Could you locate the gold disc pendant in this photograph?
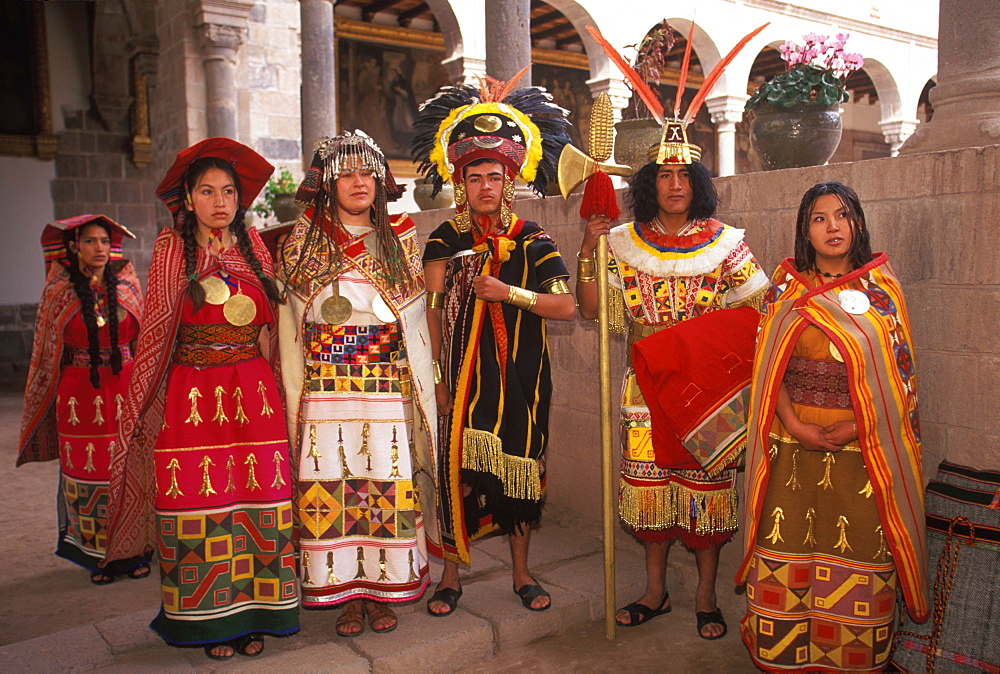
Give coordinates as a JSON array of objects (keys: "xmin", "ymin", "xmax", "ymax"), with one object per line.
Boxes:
[
  {"xmin": 223, "ymin": 293, "xmax": 257, "ymax": 326},
  {"xmin": 321, "ymin": 295, "xmax": 353, "ymax": 325},
  {"xmin": 829, "ymin": 341, "xmax": 845, "ymax": 363},
  {"xmin": 117, "ymin": 306, "xmax": 128, "ymax": 323},
  {"xmin": 201, "ymin": 275, "xmax": 231, "ymax": 305}
]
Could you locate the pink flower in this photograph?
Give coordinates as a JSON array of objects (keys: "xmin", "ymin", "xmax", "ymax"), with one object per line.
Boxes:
[
  {"xmin": 785, "ymin": 51, "xmax": 802, "ymax": 67},
  {"xmin": 843, "ymin": 52, "xmax": 865, "ymax": 70},
  {"xmin": 803, "ymin": 32, "xmax": 828, "ymax": 46},
  {"xmin": 836, "ymin": 32, "xmax": 851, "ymax": 43}
]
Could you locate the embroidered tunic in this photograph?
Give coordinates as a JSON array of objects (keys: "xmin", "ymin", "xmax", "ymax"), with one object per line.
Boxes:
[
  {"xmin": 280, "ymin": 213, "xmax": 438, "ymax": 607},
  {"xmin": 738, "ymin": 258, "xmax": 929, "ymax": 671},
  {"xmin": 423, "ymin": 217, "xmax": 569, "ymax": 564},
  {"xmin": 105, "ymin": 228, "xmax": 299, "ymax": 646},
  {"xmin": 18, "ymin": 261, "xmax": 144, "ymax": 575},
  {"xmin": 606, "ymin": 218, "xmax": 767, "ymax": 545}
]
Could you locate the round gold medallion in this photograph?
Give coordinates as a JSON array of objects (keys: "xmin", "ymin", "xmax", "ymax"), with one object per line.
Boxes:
[
  {"xmin": 829, "ymin": 341, "xmax": 845, "ymax": 363},
  {"xmin": 321, "ymin": 295, "xmax": 353, "ymax": 325},
  {"xmin": 201, "ymin": 275, "xmax": 231, "ymax": 305},
  {"xmin": 223, "ymin": 293, "xmax": 257, "ymax": 326},
  {"xmin": 117, "ymin": 306, "xmax": 128, "ymax": 323},
  {"xmin": 474, "ymin": 114, "xmax": 502, "ymax": 133}
]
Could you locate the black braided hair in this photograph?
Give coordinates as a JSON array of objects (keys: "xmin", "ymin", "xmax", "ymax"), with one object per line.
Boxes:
[
  {"xmin": 231, "ymin": 216, "xmax": 282, "ymax": 303},
  {"xmin": 179, "ymin": 209, "xmax": 207, "ymax": 310},
  {"xmin": 62, "ymin": 224, "xmax": 119, "ymax": 388}
]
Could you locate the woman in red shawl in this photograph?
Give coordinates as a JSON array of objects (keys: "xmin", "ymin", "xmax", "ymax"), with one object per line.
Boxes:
[
  {"xmin": 104, "ymin": 139, "xmax": 299, "ymax": 660},
  {"xmin": 18, "ymin": 215, "xmax": 147, "ymax": 584}
]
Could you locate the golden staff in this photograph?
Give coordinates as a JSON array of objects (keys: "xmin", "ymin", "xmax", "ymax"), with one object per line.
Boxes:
[{"xmin": 558, "ymin": 93, "xmax": 632, "ymax": 640}]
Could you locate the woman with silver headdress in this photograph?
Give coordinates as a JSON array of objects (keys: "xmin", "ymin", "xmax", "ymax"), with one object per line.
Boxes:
[{"xmin": 278, "ymin": 131, "xmax": 439, "ymax": 637}]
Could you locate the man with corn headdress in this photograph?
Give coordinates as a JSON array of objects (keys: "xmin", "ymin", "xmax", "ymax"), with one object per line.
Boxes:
[
  {"xmin": 278, "ymin": 131, "xmax": 439, "ymax": 637},
  {"xmin": 580, "ymin": 24, "xmax": 770, "ymax": 639},
  {"xmin": 413, "ymin": 73, "xmax": 574, "ymax": 615}
]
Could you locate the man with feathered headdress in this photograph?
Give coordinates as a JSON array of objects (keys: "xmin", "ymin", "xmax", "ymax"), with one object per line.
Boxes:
[
  {"xmin": 413, "ymin": 73, "xmax": 574, "ymax": 615},
  {"xmin": 277, "ymin": 131, "xmax": 439, "ymax": 637}
]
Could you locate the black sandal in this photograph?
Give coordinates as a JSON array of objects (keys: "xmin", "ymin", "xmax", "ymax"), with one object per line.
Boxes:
[
  {"xmin": 90, "ymin": 573, "xmax": 115, "ymax": 585},
  {"xmin": 426, "ymin": 585, "xmax": 463, "ymax": 617},
  {"xmin": 513, "ymin": 580, "xmax": 551, "ymax": 611},
  {"xmin": 234, "ymin": 634, "xmax": 264, "ymax": 657},
  {"xmin": 127, "ymin": 563, "xmax": 151, "ymax": 580},
  {"xmin": 204, "ymin": 642, "xmax": 236, "ymax": 660},
  {"xmin": 696, "ymin": 608, "xmax": 728, "ymax": 640},
  {"xmin": 616, "ymin": 590, "xmax": 671, "ymax": 627}
]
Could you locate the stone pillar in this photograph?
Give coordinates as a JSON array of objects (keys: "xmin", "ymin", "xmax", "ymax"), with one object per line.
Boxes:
[
  {"xmin": 484, "ymin": 0, "xmax": 531, "ymax": 85},
  {"xmin": 706, "ymin": 95, "xmax": 748, "ymax": 177},
  {"xmin": 300, "ymin": 0, "xmax": 336, "ymax": 163},
  {"xmin": 879, "ymin": 119, "xmax": 919, "ymax": 156},
  {"xmin": 443, "ymin": 55, "xmax": 487, "ymax": 86},
  {"xmin": 194, "ymin": 1, "xmax": 254, "ymax": 139},
  {"xmin": 899, "ymin": 0, "xmax": 1000, "ymax": 154}
]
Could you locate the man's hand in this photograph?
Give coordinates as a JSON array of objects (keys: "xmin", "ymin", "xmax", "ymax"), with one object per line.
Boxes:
[
  {"xmin": 435, "ymin": 382, "xmax": 453, "ymax": 414},
  {"xmin": 581, "ymin": 214, "xmax": 612, "ymax": 258},
  {"xmin": 472, "ymin": 275, "xmax": 509, "ymax": 302}
]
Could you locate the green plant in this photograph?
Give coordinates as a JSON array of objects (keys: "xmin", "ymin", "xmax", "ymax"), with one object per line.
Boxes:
[
  {"xmin": 252, "ymin": 167, "xmax": 297, "ymax": 218},
  {"xmin": 746, "ymin": 33, "xmax": 864, "ymax": 111}
]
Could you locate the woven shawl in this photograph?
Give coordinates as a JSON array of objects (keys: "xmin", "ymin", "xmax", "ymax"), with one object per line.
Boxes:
[
  {"xmin": 103, "ymin": 226, "xmax": 278, "ymax": 562},
  {"xmin": 18, "ymin": 261, "xmax": 142, "ymax": 466},
  {"xmin": 736, "ymin": 254, "xmax": 930, "ymax": 622}
]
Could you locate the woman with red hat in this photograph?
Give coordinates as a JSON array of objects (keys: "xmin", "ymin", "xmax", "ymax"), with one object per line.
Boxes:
[
  {"xmin": 104, "ymin": 138, "xmax": 299, "ymax": 659},
  {"xmin": 18, "ymin": 214, "xmax": 148, "ymax": 585}
]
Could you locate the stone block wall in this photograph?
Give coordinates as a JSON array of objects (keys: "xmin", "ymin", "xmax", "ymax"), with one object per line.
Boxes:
[{"xmin": 409, "ymin": 144, "xmax": 1000, "ymax": 529}]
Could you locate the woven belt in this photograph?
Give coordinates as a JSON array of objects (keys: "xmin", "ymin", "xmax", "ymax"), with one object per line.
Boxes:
[
  {"xmin": 64, "ymin": 344, "xmax": 133, "ymax": 367},
  {"xmin": 784, "ymin": 356, "xmax": 851, "ymax": 409},
  {"xmin": 178, "ymin": 323, "xmax": 261, "ymax": 345},
  {"xmin": 173, "ymin": 342, "xmax": 261, "ymax": 367},
  {"xmin": 628, "ymin": 321, "xmax": 674, "ymax": 345}
]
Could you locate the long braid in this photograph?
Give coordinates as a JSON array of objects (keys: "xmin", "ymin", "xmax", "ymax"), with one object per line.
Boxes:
[
  {"xmin": 104, "ymin": 263, "xmax": 123, "ymax": 376},
  {"xmin": 231, "ymin": 212, "xmax": 282, "ymax": 303},
  {"xmin": 63, "ymin": 255, "xmax": 103, "ymax": 388},
  {"xmin": 370, "ymin": 182, "xmax": 415, "ymax": 295},
  {"xmin": 181, "ymin": 210, "xmax": 206, "ymax": 310}
]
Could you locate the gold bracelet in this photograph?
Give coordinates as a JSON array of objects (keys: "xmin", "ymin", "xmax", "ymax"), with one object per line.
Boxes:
[
  {"xmin": 505, "ymin": 284, "xmax": 537, "ymax": 312},
  {"xmin": 432, "ymin": 359, "xmax": 444, "ymax": 384},
  {"xmin": 426, "ymin": 290, "xmax": 445, "ymax": 310},
  {"xmin": 541, "ymin": 278, "xmax": 571, "ymax": 295},
  {"xmin": 576, "ymin": 252, "xmax": 597, "ymax": 282}
]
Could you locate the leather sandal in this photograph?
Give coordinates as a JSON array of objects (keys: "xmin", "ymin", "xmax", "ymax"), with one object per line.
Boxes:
[
  {"xmin": 90, "ymin": 573, "xmax": 115, "ymax": 585},
  {"xmin": 234, "ymin": 634, "xmax": 264, "ymax": 657},
  {"xmin": 616, "ymin": 589, "xmax": 671, "ymax": 627},
  {"xmin": 365, "ymin": 600, "xmax": 398, "ymax": 634},
  {"xmin": 426, "ymin": 585, "xmax": 463, "ymax": 617},
  {"xmin": 335, "ymin": 599, "xmax": 365, "ymax": 638},
  {"xmin": 127, "ymin": 563, "xmax": 151, "ymax": 580},
  {"xmin": 696, "ymin": 608, "xmax": 728, "ymax": 640},
  {"xmin": 513, "ymin": 580, "xmax": 551, "ymax": 611}
]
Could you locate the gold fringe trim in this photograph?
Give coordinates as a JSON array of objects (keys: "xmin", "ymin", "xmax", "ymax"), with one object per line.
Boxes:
[
  {"xmin": 608, "ymin": 285, "xmax": 626, "ymax": 334},
  {"xmin": 462, "ymin": 428, "xmax": 541, "ymax": 502},
  {"xmin": 619, "ymin": 480, "xmax": 738, "ymax": 535},
  {"xmin": 729, "ymin": 286, "xmax": 766, "ymax": 311}
]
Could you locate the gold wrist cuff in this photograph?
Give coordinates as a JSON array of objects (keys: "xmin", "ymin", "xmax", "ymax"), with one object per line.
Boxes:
[
  {"xmin": 426, "ymin": 290, "xmax": 445, "ymax": 310},
  {"xmin": 432, "ymin": 359, "xmax": 444, "ymax": 384},
  {"xmin": 541, "ymin": 278, "xmax": 571, "ymax": 295},
  {"xmin": 505, "ymin": 284, "xmax": 537, "ymax": 312},
  {"xmin": 576, "ymin": 253, "xmax": 597, "ymax": 282}
]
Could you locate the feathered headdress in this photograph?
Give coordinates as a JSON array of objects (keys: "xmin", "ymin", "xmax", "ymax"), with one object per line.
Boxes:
[
  {"xmin": 411, "ymin": 68, "xmax": 572, "ymax": 199},
  {"xmin": 586, "ymin": 22, "xmax": 768, "ymax": 164}
]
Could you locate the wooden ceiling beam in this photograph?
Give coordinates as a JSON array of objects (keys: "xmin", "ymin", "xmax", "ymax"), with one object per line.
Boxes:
[
  {"xmin": 362, "ymin": 0, "xmax": 400, "ymax": 22},
  {"xmin": 397, "ymin": 1, "xmax": 429, "ymax": 27},
  {"xmin": 533, "ymin": 23, "xmax": 574, "ymax": 41},
  {"xmin": 531, "ymin": 10, "xmax": 563, "ymax": 27}
]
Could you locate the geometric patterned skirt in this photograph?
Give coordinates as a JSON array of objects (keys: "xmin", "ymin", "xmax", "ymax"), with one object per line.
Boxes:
[
  {"xmin": 296, "ymin": 321, "xmax": 430, "ymax": 608},
  {"xmin": 151, "ymin": 353, "xmax": 299, "ymax": 646},
  {"xmin": 742, "ymin": 438, "xmax": 898, "ymax": 671}
]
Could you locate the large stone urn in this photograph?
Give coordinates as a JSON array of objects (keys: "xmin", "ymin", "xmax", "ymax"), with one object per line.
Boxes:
[
  {"xmin": 272, "ymin": 193, "xmax": 305, "ymax": 223},
  {"xmin": 749, "ymin": 102, "xmax": 842, "ymax": 170},
  {"xmin": 613, "ymin": 118, "xmax": 662, "ymax": 176},
  {"xmin": 413, "ymin": 179, "xmax": 455, "ymax": 211}
]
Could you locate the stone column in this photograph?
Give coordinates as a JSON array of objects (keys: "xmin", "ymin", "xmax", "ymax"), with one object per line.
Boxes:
[
  {"xmin": 484, "ymin": 0, "xmax": 531, "ymax": 85},
  {"xmin": 194, "ymin": 1, "xmax": 254, "ymax": 139},
  {"xmin": 899, "ymin": 0, "xmax": 1000, "ymax": 154},
  {"xmin": 705, "ymin": 95, "xmax": 748, "ymax": 177},
  {"xmin": 300, "ymin": 0, "xmax": 336, "ymax": 163},
  {"xmin": 879, "ymin": 119, "xmax": 919, "ymax": 156}
]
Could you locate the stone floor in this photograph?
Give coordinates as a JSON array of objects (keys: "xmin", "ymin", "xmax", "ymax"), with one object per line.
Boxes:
[{"xmin": 1, "ymin": 393, "xmax": 756, "ymax": 672}]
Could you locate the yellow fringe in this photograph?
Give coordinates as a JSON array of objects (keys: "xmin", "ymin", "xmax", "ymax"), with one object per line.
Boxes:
[
  {"xmin": 729, "ymin": 286, "xmax": 766, "ymax": 312},
  {"xmin": 619, "ymin": 480, "xmax": 738, "ymax": 534},
  {"xmin": 462, "ymin": 428, "xmax": 541, "ymax": 501},
  {"xmin": 608, "ymin": 285, "xmax": 626, "ymax": 334}
]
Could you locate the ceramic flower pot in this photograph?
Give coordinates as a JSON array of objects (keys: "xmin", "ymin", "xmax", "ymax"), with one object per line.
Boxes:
[
  {"xmin": 413, "ymin": 182, "xmax": 454, "ymax": 210},
  {"xmin": 272, "ymin": 193, "xmax": 304, "ymax": 223},
  {"xmin": 749, "ymin": 101, "xmax": 842, "ymax": 170},
  {"xmin": 613, "ymin": 118, "xmax": 663, "ymax": 177}
]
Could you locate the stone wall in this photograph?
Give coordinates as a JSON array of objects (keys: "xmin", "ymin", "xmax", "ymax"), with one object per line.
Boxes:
[{"xmin": 409, "ymin": 144, "xmax": 1000, "ymax": 528}]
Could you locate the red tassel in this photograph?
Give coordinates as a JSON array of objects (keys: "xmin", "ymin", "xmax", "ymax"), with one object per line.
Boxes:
[{"xmin": 579, "ymin": 170, "xmax": 620, "ymax": 221}]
